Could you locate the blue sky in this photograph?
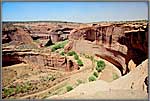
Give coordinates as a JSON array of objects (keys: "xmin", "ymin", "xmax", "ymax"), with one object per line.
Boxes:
[{"xmin": 2, "ymin": 2, "xmax": 148, "ymax": 23}]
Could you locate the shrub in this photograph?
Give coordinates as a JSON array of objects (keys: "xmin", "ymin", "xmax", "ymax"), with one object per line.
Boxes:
[
  {"xmin": 51, "ymin": 40, "xmax": 68, "ymax": 52},
  {"xmin": 67, "ymin": 51, "xmax": 76, "ymax": 56},
  {"xmin": 97, "ymin": 60, "xmax": 105, "ymax": 67},
  {"xmin": 60, "ymin": 51, "xmax": 65, "ymax": 56},
  {"xmin": 3, "ymin": 88, "xmax": 15, "ymax": 97},
  {"xmin": 51, "ymin": 47, "xmax": 56, "ymax": 52},
  {"xmin": 59, "ymin": 40, "xmax": 68, "ymax": 48},
  {"xmin": 77, "ymin": 59, "xmax": 83, "ymax": 66},
  {"xmin": 93, "ymin": 71, "xmax": 98, "ymax": 78},
  {"xmin": 90, "ymin": 56, "xmax": 94, "ymax": 61},
  {"xmin": 113, "ymin": 73, "xmax": 119, "ymax": 80},
  {"xmin": 16, "ymin": 85, "xmax": 21, "ymax": 94},
  {"xmin": 96, "ymin": 60, "xmax": 105, "ymax": 72},
  {"xmin": 96, "ymin": 66, "xmax": 102, "ymax": 72},
  {"xmin": 3, "ymin": 82, "xmax": 32, "ymax": 97},
  {"xmin": 66, "ymin": 86, "xmax": 73, "ymax": 92},
  {"xmin": 21, "ymin": 86, "xmax": 28, "ymax": 93},
  {"xmin": 74, "ymin": 54, "xmax": 79, "ymax": 60},
  {"xmin": 51, "ymin": 44, "xmax": 61, "ymax": 52},
  {"xmin": 84, "ymin": 54, "xmax": 90, "ymax": 59},
  {"xmin": 47, "ymin": 75, "xmax": 56, "ymax": 81},
  {"xmin": 76, "ymin": 79, "xmax": 83, "ymax": 85},
  {"xmin": 88, "ymin": 75, "xmax": 96, "ymax": 82}
]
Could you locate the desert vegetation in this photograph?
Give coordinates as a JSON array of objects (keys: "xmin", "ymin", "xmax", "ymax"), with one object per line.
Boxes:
[
  {"xmin": 96, "ymin": 60, "xmax": 105, "ymax": 72},
  {"xmin": 88, "ymin": 75, "xmax": 97, "ymax": 82},
  {"xmin": 66, "ymin": 86, "xmax": 73, "ymax": 92},
  {"xmin": 51, "ymin": 40, "xmax": 68, "ymax": 52},
  {"xmin": 112, "ymin": 73, "xmax": 119, "ymax": 80}
]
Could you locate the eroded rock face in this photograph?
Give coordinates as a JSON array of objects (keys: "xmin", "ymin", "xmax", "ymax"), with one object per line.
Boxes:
[
  {"xmin": 66, "ymin": 60, "xmax": 79, "ymax": 71},
  {"xmin": 2, "ymin": 24, "xmax": 34, "ymax": 45},
  {"xmin": 118, "ymin": 29, "xmax": 148, "ymax": 66},
  {"xmin": 2, "ymin": 50, "xmax": 78, "ymax": 72},
  {"xmin": 64, "ymin": 41, "xmax": 74, "ymax": 53},
  {"xmin": 2, "ymin": 54, "xmax": 23, "ymax": 67},
  {"xmin": 67, "ymin": 23, "xmax": 148, "ymax": 75}
]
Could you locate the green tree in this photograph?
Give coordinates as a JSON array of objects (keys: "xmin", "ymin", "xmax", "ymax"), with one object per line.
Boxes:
[
  {"xmin": 96, "ymin": 60, "xmax": 105, "ymax": 72},
  {"xmin": 77, "ymin": 59, "xmax": 83, "ymax": 66},
  {"xmin": 88, "ymin": 75, "xmax": 96, "ymax": 82},
  {"xmin": 74, "ymin": 54, "xmax": 79, "ymax": 60},
  {"xmin": 93, "ymin": 71, "xmax": 98, "ymax": 78}
]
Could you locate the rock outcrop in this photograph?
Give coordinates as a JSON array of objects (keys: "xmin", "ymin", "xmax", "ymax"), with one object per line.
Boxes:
[
  {"xmin": 66, "ymin": 22, "xmax": 148, "ymax": 75},
  {"xmin": 64, "ymin": 41, "xmax": 74, "ymax": 53},
  {"xmin": 2, "ymin": 49, "xmax": 78, "ymax": 72},
  {"xmin": 110, "ymin": 59, "xmax": 148, "ymax": 91},
  {"xmin": 2, "ymin": 24, "xmax": 34, "ymax": 45}
]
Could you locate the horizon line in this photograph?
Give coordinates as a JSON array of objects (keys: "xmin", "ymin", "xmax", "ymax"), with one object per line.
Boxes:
[{"xmin": 2, "ymin": 19, "xmax": 148, "ymax": 24}]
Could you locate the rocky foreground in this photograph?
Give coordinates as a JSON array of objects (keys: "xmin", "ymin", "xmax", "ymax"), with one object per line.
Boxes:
[{"xmin": 48, "ymin": 59, "xmax": 148, "ymax": 99}]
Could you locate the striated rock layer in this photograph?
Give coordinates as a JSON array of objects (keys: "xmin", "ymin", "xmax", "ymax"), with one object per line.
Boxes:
[
  {"xmin": 66, "ymin": 23, "xmax": 148, "ymax": 75},
  {"xmin": 2, "ymin": 50, "xmax": 78, "ymax": 72},
  {"xmin": 2, "ymin": 24, "xmax": 34, "ymax": 45}
]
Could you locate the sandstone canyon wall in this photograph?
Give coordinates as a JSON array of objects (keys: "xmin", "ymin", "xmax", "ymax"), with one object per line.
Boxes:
[{"xmin": 66, "ymin": 23, "xmax": 148, "ymax": 75}]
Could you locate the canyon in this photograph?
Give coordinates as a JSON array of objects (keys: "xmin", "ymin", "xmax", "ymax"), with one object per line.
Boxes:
[{"xmin": 2, "ymin": 20, "xmax": 148, "ymax": 99}]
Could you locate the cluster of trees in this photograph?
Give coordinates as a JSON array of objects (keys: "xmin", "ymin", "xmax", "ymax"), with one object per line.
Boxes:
[{"xmin": 89, "ymin": 60, "xmax": 105, "ymax": 82}]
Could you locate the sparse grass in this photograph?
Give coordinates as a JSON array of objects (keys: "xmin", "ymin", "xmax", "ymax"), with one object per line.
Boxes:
[
  {"xmin": 113, "ymin": 73, "xmax": 119, "ymax": 80},
  {"xmin": 66, "ymin": 86, "xmax": 73, "ymax": 92},
  {"xmin": 42, "ymin": 75, "xmax": 56, "ymax": 81},
  {"xmin": 47, "ymin": 75, "xmax": 56, "ymax": 81},
  {"xmin": 88, "ymin": 75, "xmax": 96, "ymax": 82},
  {"xmin": 83, "ymin": 54, "xmax": 95, "ymax": 61},
  {"xmin": 76, "ymin": 79, "xmax": 84, "ymax": 85},
  {"xmin": 83, "ymin": 54, "xmax": 96, "ymax": 65},
  {"xmin": 83, "ymin": 53, "xmax": 90, "ymax": 59},
  {"xmin": 52, "ymin": 88, "xmax": 64, "ymax": 95},
  {"xmin": 2, "ymin": 82, "xmax": 32, "ymax": 98}
]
